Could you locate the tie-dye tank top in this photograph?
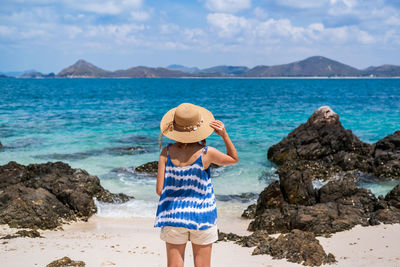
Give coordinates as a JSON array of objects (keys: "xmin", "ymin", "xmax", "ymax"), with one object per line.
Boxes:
[{"xmin": 154, "ymin": 144, "xmax": 217, "ymax": 230}]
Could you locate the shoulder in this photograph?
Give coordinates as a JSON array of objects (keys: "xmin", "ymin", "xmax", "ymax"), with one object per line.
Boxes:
[
  {"xmin": 160, "ymin": 146, "xmax": 168, "ymax": 157},
  {"xmin": 202, "ymin": 146, "xmax": 220, "ymax": 156},
  {"xmin": 204, "ymin": 146, "xmax": 218, "ymax": 152}
]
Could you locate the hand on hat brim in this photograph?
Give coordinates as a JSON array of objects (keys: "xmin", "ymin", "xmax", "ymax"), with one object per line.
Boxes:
[{"xmin": 209, "ymin": 120, "xmax": 227, "ymax": 137}]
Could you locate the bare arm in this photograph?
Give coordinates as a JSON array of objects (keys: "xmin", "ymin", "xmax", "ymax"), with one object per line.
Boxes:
[
  {"xmin": 156, "ymin": 147, "xmax": 168, "ymax": 196},
  {"xmin": 207, "ymin": 120, "xmax": 238, "ymax": 166}
]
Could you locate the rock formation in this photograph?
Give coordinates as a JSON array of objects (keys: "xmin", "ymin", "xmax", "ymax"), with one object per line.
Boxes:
[
  {"xmin": 268, "ymin": 106, "xmax": 400, "ymax": 180},
  {"xmin": 245, "ymin": 170, "xmax": 400, "ymax": 235},
  {"xmin": 135, "ymin": 161, "xmax": 159, "ymax": 175},
  {"xmin": 371, "ymin": 130, "xmax": 400, "ymax": 178},
  {"xmin": 0, "ymin": 229, "xmax": 42, "ymax": 239},
  {"xmin": 46, "ymin": 256, "xmax": 85, "ymax": 267},
  {"xmin": 268, "ymin": 106, "xmax": 373, "ymax": 180},
  {"xmin": 245, "ymin": 106, "xmax": 400, "ymax": 235},
  {"xmin": 218, "ymin": 229, "xmax": 336, "ymax": 266},
  {"xmin": 0, "ymin": 161, "xmax": 133, "ymax": 230}
]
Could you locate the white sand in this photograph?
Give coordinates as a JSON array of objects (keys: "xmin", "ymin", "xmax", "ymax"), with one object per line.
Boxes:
[{"xmin": 1, "ymin": 215, "xmax": 400, "ymax": 267}]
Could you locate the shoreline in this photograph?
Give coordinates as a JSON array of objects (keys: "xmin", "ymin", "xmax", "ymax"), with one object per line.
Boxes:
[{"xmin": 1, "ymin": 215, "xmax": 400, "ymax": 267}]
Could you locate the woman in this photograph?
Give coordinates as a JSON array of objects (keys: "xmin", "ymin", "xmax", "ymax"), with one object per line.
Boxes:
[{"xmin": 154, "ymin": 103, "xmax": 238, "ymax": 267}]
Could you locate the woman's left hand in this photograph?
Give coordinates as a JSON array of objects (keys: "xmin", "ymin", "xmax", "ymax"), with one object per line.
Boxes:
[{"xmin": 209, "ymin": 120, "xmax": 227, "ymax": 138}]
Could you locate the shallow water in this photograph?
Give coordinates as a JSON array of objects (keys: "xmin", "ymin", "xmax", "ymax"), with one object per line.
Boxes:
[{"xmin": 1, "ymin": 78, "xmax": 399, "ymax": 218}]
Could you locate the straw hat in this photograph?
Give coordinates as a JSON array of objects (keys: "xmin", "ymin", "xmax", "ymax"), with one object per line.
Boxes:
[{"xmin": 160, "ymin": 103, "xmax": 215, "ymax": 143}]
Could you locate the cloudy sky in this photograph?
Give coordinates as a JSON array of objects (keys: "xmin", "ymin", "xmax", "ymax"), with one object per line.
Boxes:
[{"xmin": 1, "ymin": 0, "xmax": 400, "ymax": 73}]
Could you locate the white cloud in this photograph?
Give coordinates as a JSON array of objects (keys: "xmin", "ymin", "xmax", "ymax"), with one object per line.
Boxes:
[
  {"xmin": 0, "ymin": 25, "xmax": 15, "ymax": 36},
  {"xmin": 385, "ymin": 16, "xmax": 400, "ymax": 26},
  {"xmin": 253, "ymin": 7, "xmax": 267, "ymax": 19},
  {"xmin": 160, "ymin": 24, "xmax": 180, "ymax": 35},
  {"xmin": 131, "ymin": 10, "xmax": 150, "ymax": 21},
  {"xmin": 67, "ymin": 0, "xmax": 143, "ymax": 15},
  {"xmin": 207, "ymin": 13, "xmax": 249, "ymax": 38},
  {"xmin": 256, "ymin": 18, "xmax": 306, "ymax": 41},
  {"xmin": 205, "ymin": 0, "xmax": 251, "ymax": 13},
  {"xmin": 64, "ymin": 26, "xmax": 83, "ymax": 39},
  {"xmin": 206, "ymin": 11, "xmax": 376, "ymax": 46},
  {"xmin": 183, "ymin": 28, "xmax": 205, "ymax": 41}
]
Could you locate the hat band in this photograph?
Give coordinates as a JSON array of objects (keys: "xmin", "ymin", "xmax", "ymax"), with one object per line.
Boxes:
[{"xmin": 173, "ymin": 117, "xmax": 204, "ymax": 132}]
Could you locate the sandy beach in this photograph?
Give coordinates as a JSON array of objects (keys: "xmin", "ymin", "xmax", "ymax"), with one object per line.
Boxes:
[{"xmin": 1, "ymin": 214, "xmax": 400, "ymax": 267}]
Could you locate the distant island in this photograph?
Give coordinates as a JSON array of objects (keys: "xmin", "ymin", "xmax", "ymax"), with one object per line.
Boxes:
[{"xmin": 1, "ymin": 56, "xmax": 400, "ymax": 78}]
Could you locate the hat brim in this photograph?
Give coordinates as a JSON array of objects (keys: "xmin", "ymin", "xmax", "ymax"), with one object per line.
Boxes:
[{"xmin": 160, "ymin": 105, "xmax": 215, "ymax": 143}]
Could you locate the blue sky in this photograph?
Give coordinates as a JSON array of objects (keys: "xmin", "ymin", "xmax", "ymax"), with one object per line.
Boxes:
[{"xmin": 1, "ymin": 0, "xmax": 400, "ymax": 73}]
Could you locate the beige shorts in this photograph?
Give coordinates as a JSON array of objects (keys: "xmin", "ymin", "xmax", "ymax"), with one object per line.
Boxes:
[{"xmin": 160, "ymin": 225, "xmax": 218, "ymax": 245}]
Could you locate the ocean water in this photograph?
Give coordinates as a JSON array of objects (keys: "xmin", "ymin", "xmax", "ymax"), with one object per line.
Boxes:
[{"xmin": 1, "ymin": 78, "xmax": 400, "ymax": 219}]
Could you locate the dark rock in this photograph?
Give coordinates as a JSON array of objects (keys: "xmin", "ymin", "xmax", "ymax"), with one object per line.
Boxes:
[
  {"xmin": 46, "ymin": 256, "xmax": 85, "ymax": 267},
  {"xmin": 384, "ymin": 183, "xmax": 400, "ymax": 209},
  {"xmin": 278, "ymin": 168, "xmax": 316, "ymax": 205},
  {"xmin": 0, "ymin": 161, "xmax": 133, "ymax": 230},
  {"xmin": 268, "ymin": 106, "xmax": 372, "ymax": 180},
  {"xmin": 370, "ymin": 207, "xmax": 400, "ymax": 224},
  {"xmin": 135, "ymin": 161, "xmax": 158, "ymax": 174},
  {"xmin": 247, "ymin": 178, "xmax": 397, "ymax": 235},
  {"xmin": 252, "ymin": 229, "xmax": 336, "ymax": 266},
  {"xmin": 241, "ymin": 204, "xmax": 256, "ymax": 219},
  {"xmin": 254, "ymin": 181, "xmax": 285, "ymax": 213},
  {"xmin": 236, "ymin": 230, "xmax": 272, "ymax": 247},
  {"xmin": 0, "ymin": 141, "xmax": 2, "ymax": 148},
  {"xmin": 371, "ymin": 131, "xmax": 400, "ymax": 178},
  {"xmin": 318, "ymin": 178, "xmax": 358, "ymax": 203},
  {"xmin": 0, "ymin": 184, "xmax": 75, "ymax": 229},
  {"xmin": 248, "ymin": 106, "xmax": 400, "ymax": 241},
  {"xmin": 248, "ymin": 207, "xmax": 290, "ymax": 233},
  {"xmin": 217, "ymin": 231, "xmax": 242, "ymax": 242},
  {"xmin": 1, "ymin": 229, "xmax": 42, "ymax": 239},
  {"xmin": 218, "ymin": 229, "xmax": 336, "ymax": 266}
]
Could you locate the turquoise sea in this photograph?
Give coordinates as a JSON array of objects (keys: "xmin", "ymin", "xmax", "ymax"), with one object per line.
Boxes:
[{"xmin": 1, "ymin": 78, "xmax": 400, "ymax": 219}]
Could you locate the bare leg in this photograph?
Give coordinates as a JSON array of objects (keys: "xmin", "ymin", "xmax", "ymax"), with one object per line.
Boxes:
[
  {"xmin": 166, "ymin": 242, "xmax": 186, "ymax": 267},
  {"xmin": 192, "ymin": 243, "xmax": 212, "ymax": 267}
]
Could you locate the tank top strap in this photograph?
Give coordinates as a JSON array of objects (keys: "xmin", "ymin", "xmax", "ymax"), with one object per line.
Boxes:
[{"xmin": 201, "ymin": 145, "xmax": 208, "ymax": 154}]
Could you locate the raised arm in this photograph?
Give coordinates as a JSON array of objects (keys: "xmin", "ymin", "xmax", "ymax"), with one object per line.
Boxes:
[
  {"xmin": 207, "ymin": 120, "xmax": 238, "ymax": 166},
  {"xmin": 156, "ymin": 147, "xmax": 168, "ymax": 196}
]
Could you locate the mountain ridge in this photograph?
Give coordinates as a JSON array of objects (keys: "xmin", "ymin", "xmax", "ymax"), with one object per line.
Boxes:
[{"xmin": 5, "ymin": 56, "xmax": 400, "ymax": 78}]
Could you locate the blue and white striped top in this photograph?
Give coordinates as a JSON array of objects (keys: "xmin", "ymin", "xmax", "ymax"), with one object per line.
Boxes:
[{"xmin": 154, "ymin": 145, "xmax": 217, "ymax": 230}]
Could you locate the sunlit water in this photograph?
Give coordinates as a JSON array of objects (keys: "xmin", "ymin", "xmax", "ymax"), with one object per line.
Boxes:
[{"xmin": 1, "ymin": 78, "xmax": 399, "ymax": 219}]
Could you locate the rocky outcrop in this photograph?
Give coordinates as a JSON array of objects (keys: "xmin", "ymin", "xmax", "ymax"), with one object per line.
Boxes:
[
  {"xmin": 218, "ymin": 229, "xmax": 335, "ymax": 266},
  {"xmin": 253, "ymin": 230, "xmax": 336, "ymax": 266},
  {"xmin": 0, "ymin": 161, "xmax": 133, "ymax": 230},
  {"xmin": 371, "ymin": 130, "xmax": 400, "ymax": 178},
  {"xmin": 248, "ymin": 106, "xmax": 400, "ymax": 235},
  {"xmin": 46, "ymin": 256, "xmax": 85, "ymax": 267},
  {"xmin": 268, "ymin": 106, "xmax": 400, "ymax": 180},
  {"xmin": 385, "ymin": 183, "xmax": 400, "ymax": 209},
  {"xmin": 135, "ymin": 161, "xmax": 158, "ymax": 175},
  {"xmin": 0, "ymin": 229, "xmax": 42, "ymax": 239},
  {"xmin": 268, "ymin": 106, "xmax": 373, "ymax": 180},
  {"xmin": 246, "ymin": 176, "xmax": 400, "ymax": 235}
]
